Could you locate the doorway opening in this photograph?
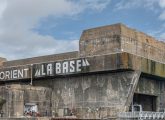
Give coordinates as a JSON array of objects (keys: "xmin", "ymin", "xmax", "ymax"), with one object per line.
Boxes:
[{"xmin": 132, "ymin": 94, "xmax": 157, "ymax": 111}]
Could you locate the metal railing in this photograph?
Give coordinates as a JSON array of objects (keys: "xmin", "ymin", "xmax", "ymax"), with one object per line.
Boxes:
[{"xmin": 118, "ymin": 111, "xmax": 165, "ymax": 120}]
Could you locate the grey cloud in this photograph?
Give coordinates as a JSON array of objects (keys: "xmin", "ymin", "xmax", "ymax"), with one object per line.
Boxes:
[{"xmin": 0, "ymin": 0, "xmax": 110, "ymax": 60}]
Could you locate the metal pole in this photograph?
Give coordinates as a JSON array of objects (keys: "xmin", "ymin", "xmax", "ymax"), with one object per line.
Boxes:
[{"xmin": 30, "ymin": 64, "xmax": 33, "ymax": 85}]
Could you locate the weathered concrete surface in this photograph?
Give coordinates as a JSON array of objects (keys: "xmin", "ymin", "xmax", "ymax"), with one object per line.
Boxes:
[
  {"xmin": 0, "ymin": 57, "xmax": 7, "ymax": 67},
  {"xmin": 0, "ymin": 96, "xmax": 6, "ymax": 110},
  {"xmin": 135, "ymin": 76, "xmax": 165, "ymax": 111},
  {"xmin": 1, "ymin": 70, "xmax": 164, "ymax": 119},
  {"xmin": 0, "ymin": 52, "xmax": 164, "ymax": 82},
  {"xmin": 0, "ymin": 71, "xmax": 141, "ymax": 119},
  {"xmin": 2, "ymin": 51, "xmax": 78, "ymax": 67},
  {"xmin": 83, "ymin": 52, "xmax": 165, "ymax": 78},
  {"xmin": 50, "ymin": 72, "xmax": 134, "ymax": 119},
  {"xmin": 80, "ymin": 23, "xmax": 165, "ymax": 63},
  {"xmin": 0, "ymin": 85, "xmax": 52, "ymax": 118},
  {"xmin": 124, "ymin": 71, "xmax": 141, "ymax": 111},
  {"xmin": 0, "ymin": 117, "xmax": 51, "ymax": 120}
]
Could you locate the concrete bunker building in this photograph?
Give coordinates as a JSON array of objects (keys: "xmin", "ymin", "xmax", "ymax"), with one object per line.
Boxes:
[{"xmin": 0, "ymin": 23, "xmax": 164, "ymax": 119}]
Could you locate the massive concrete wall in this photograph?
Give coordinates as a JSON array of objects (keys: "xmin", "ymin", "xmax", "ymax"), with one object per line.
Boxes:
[
  {"xmin": 0, "ymin": 84, "xmax": 52, "ymax": 117},
  {"xmin": 50, "ymin": 71, "xmax": 140, "ymax": 119},
  {"xmin": 1, "ymin": 72, "xmax": 165, "ymax": 119},
  {"xmin": 80, "ymin": 23, "xmax": 165, "ymax": 63},
  {"xmin": 0, "ymin": 71, "xmax": 141, "ymax": 119},
  {"xmin": 79, "ymin": 24, "xmax": 122, "ymax": 57},
  {"xmin": 0, "ymin": 23, "xmax": 164, "ymax": 119}
]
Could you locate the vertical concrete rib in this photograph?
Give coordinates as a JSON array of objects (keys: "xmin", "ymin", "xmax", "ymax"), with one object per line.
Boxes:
[{"xmin": 124, "ymin": 70, "xmax": 141, "ymax": 111}]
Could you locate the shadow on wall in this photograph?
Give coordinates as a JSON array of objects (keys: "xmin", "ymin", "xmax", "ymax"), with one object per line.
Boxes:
[
  {"xmin": 0, "ymin": 97, "xmax": 5, "ymax": 110},
  {"xmin": 0, "ymin": 96, "xmax": 5, "ymax": 117}
]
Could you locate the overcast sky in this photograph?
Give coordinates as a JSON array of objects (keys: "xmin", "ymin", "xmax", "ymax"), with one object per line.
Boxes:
[{"xmin": 0, "ymin": 0, "xmax": 165, "ymax": 60}]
